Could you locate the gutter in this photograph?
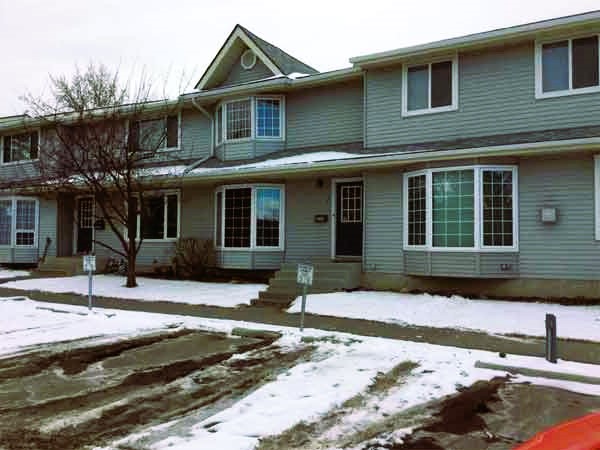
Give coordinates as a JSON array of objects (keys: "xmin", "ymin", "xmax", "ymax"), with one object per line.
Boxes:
[{"xmin": 182, "ymin": 136, "xmax": 600, "ymax": 182}]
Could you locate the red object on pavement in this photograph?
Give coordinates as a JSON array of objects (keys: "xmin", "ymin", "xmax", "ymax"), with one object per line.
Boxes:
[{"xmin": 513, "ymin": 412, "xmax": 600, "ymax": 450}]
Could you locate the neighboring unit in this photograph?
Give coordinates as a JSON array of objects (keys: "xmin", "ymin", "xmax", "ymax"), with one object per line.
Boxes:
[{"xmin": 3, "ymin": 12, "xmax": 600, "ymax": 300}]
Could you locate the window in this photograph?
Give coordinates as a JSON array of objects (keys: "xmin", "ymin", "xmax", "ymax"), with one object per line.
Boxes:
[
  {"xmin": 226, "ymin": 99, "xmax": 252, "ymax": 140},
  {"xmin": 133, "ymin": 192, "xmax": 180, "ymax": 241},
  {"xmin": 2, "ymin": 132, "xmax": 39, "ymax": 164},
  {"xmin": 0, "ymin": 198, "xmax": 38, "ymax": 247},
  {"xmin": 131, "ymin": 115, "xmax": 179, "ymax": 151},
  {"xmin": 402, "ymin": 56, "xmax": 458, "ymax": 116},
  {"xmin": 256, "ymin": 98, "xmax": 281, "ymax": 138},
  {"xmin": 215, "ymin": 185, "xmax": 284, "ymax": 249},
  {"xmin": 537, "ymin": 35, "xmax": 600, "ymax": 97},
  {"xmin": 215, "ymin": 96, "xmax": 284, "ymax": 144},
  {"xmin": 404, "ymin": 166, "xmax": 518, "ymax": 251}
]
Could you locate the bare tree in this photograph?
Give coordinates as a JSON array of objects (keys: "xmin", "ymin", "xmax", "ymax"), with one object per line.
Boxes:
[{"xmin": 19, "ymin": 63, "xmax": 183, "ymax": 287}]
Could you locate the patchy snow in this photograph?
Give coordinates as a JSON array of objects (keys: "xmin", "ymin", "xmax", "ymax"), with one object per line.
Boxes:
[
  {"xmin": 3, "ymin": 275, "xmax": 266, "ymax": 308},
  {"xmin": 288, "ymin": 291, "xmax": 600, "ymax": 342},
  {"xmin": 3, "ymin": 295, "xmax": 599, "ymax": 450},
  {"xmin": 0, "ymin": 268, "xmax": 30, "ymax": 279}
]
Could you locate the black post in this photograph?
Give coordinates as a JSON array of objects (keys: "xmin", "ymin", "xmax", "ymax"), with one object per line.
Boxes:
[{"xmin": 545, "ymin": 313, "xmax": 557, "ymax": 363}]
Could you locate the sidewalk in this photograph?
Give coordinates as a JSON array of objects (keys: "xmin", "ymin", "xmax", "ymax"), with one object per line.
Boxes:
[{"xmin": 1, "ymin": 286, "xmax": 598, "ymax": 365}]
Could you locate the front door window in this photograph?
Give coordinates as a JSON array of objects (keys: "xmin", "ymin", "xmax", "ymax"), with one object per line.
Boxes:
[
  {"xmin": 77, "ymin": 197, "xmax": 94, "ymax": 254},
  {"xmin": 335, "ymin": 181, "xmax": 363, "ymax": 257}
]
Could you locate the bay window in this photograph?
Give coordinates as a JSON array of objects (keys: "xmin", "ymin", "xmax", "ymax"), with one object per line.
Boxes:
[
  {"xmin": 404, "ymin": 166, "xmax": 518, "ymax": 250},
  {"xmin": 536, "ymin": 35, "xmax": 600, "ymax": 97},
  {"xmin": 215, "ymin": 96, "xmax": 284, "ymax": 143},
  {"xmin": 0, "ymin": 198, "xmax": 38, "ymax": 247},
  {"xmin": 215, "ymin": 185, "xmax": 284, "ymax": 250}
]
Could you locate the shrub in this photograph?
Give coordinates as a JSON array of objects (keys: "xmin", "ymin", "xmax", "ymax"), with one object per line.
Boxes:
[{"xmin": 172, "ymin": 238, "xmax": 216, "ymax": 280}]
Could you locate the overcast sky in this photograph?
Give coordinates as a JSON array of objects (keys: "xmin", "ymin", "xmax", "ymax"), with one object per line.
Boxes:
[{"xmin": 1, "ymin": 0, "xmax": 599, "ymax": 116}]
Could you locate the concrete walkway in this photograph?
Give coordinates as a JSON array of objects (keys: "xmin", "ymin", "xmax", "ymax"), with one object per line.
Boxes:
[{"xmin": 0, "ymin": 286, "xmax": 598, "ymax": 364}]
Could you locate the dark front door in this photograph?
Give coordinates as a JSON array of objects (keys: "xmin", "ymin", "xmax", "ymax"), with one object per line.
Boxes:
[
  {"xmin": 76, "ymin": 197, "xmax": 94, "ymax": 254},
  {"xmin": 335, "ymin": 181, "xmax": 363, "ymax": 257}
]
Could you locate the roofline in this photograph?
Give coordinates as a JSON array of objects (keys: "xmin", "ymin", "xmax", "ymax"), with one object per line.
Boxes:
[
  {"xmin": 182, "ymin": 136, "xmax": 600, "ymax": 182},
  {"xmin": 194, "ymin": 26, "xmax": 283, "ymax": 91},
  {"xmin": 350, "ymin": 10, "xmax": 600, "ymax": 66},
  {"xmin": 0, "ymin": 99, "xmax": 182, "ymax": 133},
  {"xmin": 182, "ymin": 67, "xmax": 362, "ymax": 102}
]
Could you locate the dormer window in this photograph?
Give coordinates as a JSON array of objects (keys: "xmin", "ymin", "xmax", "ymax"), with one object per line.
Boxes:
[
  {"xmin": 2, "ymin": 132, "xmax": 39, "ymax": 164},
  {"xmin": 536, "ymin": 35, "xmax": 600, "ymax": 98},
  {"xmin": 215, "ymin": 96, "xmax": 284, "ymax": 144},
  {"xmin": 402, "ymin": 55, "xmax": 458, "ymax": 116}
]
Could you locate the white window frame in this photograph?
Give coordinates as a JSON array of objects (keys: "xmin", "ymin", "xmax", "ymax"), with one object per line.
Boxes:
[
  {"xmin": 535, "ymin": 34, "xmax": 600, "ymax": 99},
  {"xmin": 215, "ymin": 96, "xmax": 285, "ymax": 144},
  {"xmin": 1, "ymin": 130, "xmax": 40, "ymax": 165},
  {"xmin": 129, "ymin": 190, "xmax": 181, "ymax": 242},
  {"xmin": 214, "ymin": 184, "xmax": 285, "ymax": 251},
  {"xmin": 594, "ymin": 155, "xmax": 600, "ymax": 241},
  {"xmin": 403, "ymin": 165, "xmax": 518, "ymax": 252},
  {"xmin": 133, "ymin": 112, "xmax": 181, "ymax": 152},
  {"xmin": 402, "ymin": 54, "xmax": 459, "ymax": 117},
  {"xmin": 0, "ymin": 196, "xmax": 39, "ymax": 248}
]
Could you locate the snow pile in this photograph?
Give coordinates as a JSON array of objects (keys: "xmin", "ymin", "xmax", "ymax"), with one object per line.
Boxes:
[
  {"xmin": 288, "ymin": 291, "xmax": 600, "ymax": 341},
  {"xmin": 0, "ymin": 268, "xmax": 30, "ymax": 279},
  {"xmin": 3, "ymin": 275, "xmax": 266, "ymax": 308}
]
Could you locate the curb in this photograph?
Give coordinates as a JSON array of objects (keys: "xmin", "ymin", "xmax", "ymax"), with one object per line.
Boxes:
[{"xmin": 475, "ymin": 360, "xmax": 600, "ymax": 385}]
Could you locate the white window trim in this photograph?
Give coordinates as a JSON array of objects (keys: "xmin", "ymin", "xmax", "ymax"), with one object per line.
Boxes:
[
  {"xmin": 1, "ymin": 130, "xmax": 41, "ymax": 166},
  {"xmin": 127, "ymin": 190, "xmax": 181, "ymax": 242},
  {"xmin": 132, "ymin": 112, "xmax": 182, "ymax": 153},
  {"xmin": 214, "ymin": 183, "xmax": 285, "ymax": 251},
  {"xmin": 403, "ymin": 165, "xmax": 518, "ymax": 252},
  {"xmin": 401, "ymin": 54, "xmax": 459, "ymax": 117},
  {"xmin": 241, "ymin": 49, "xmax": 257, "ymax": 70},
  {"xmin": 215, "ymin": 96, "xmax": 285, "ymax": 144},
  {"xmin": 0, "ymin": 196, "xmax": 39, "ymax": 248},
  {"xmin": 535, "ymin": 34, "xmax": 600, "ymax": 99}
]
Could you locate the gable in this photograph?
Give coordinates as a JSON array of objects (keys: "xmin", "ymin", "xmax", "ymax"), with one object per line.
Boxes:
[
  {"xmin": 219, "ymin": 46, "xmax": 275, "ymax": 88},
  {"xmin": 194, "ymin": 25, "xmax": 318, "ymax": 91}
]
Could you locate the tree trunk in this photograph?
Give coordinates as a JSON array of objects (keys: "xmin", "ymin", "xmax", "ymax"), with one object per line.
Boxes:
[{"xmin": 126, "ymin": 236, "xmax": 137, "ymax": 287}]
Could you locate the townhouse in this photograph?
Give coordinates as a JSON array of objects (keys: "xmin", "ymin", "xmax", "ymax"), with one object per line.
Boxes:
[{"xmin": 2, "ymin": 11, "xmax": 600, "ymax": 300}]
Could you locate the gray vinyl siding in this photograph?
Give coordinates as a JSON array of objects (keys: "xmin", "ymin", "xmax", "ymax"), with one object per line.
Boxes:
[
  {"xmin": 216, "ymin": 140, "xmax": 285, "ymax": 161},
  {"xmin": 0, "ymin": 161, "xmax": 40, "ymax": 184},
  {"xmin": 284, "ymin": 178, "xmax": 331, "ymax": 263},
  {"xmin": 286, "ymin": 80, "xmax": 363, "ymax": 149},
  {"xmin": 220, "ymin": 58, "xmax": 274, "ymax": 88},
  {"xmin": 180, "ymin": 185, "xmax": 213, "ymax": 239},
  {"xmin": 363, "ymin": 170, "xmax": 403, "ymax": 273},
  {"xmin": 519, "ymin": 154, "xmax": 600, "ymax": 280},
  {"xmin": 365, "ymin": 41, "xmax": 600, "ymax": 148},
  {"xmin": 215, "ymin": 251, "xmax": 283, "ymax": 269}
]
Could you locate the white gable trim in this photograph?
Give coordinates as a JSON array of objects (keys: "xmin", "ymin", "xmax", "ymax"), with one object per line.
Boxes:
[{"xmin": 195, "ymin": 27, "xmax": 283, "ymax": 91}]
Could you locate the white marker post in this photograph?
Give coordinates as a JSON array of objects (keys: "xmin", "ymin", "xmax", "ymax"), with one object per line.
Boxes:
[
  {"xmin": 83, "ymin": 255, "xmax": 96, "ymax": 311},
  {"xmin": 297, "ymin": 263, "xmax": 314, "ymax": 332}
]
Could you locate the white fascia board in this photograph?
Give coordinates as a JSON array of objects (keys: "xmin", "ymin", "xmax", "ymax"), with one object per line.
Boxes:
[
  {"xmin": 350, "ymin": 10, "xmax": 600, "ymax": 66},
  {"xmin": 183, "ymin": 136, "xmax": 600, "ymax": 182}
]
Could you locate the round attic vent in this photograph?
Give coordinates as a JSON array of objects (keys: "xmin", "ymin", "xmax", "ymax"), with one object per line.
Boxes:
[{"xmin": 241, "ymin": 49, "xmax": 257, "ymax": 70}]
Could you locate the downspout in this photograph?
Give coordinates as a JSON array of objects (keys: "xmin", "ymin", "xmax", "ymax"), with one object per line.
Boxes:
[{"xmin": 184, "ymin": 97, "xmax": 214, "ymax": 175}]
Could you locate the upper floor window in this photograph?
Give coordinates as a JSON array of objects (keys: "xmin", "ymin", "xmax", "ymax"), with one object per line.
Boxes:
[
  {"xmin": 2, "ymin": 132, "xmax": 39, "ymax": 164},
  {"xmin": 402, "ymin": 55, "xmax": 458, "ymax": 116},
  {"xmin": 536, "ymin": 35, "xmax": 600, "ymax": 98},
  {"xmin": 215, "ymin": 96, "xmax": 284, "ymax": 144},
  {"xmin": 131, "ymin": 115, "xmax": 179, "ymax": 152},
  {"xmin": 404, "ymin": 166, "xmax": 518, "ymax": 251}
]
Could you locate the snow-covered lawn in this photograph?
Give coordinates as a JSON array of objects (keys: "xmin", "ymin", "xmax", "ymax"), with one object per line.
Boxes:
[
  {"xmin": 0, "ymin": 268, "xmax": 30, "ymax": 279},
  {"xmin": 288, "ymin": 291, "xmax": 600, "ymax": 342},
  {"xmin": 2, "ymin": 275, "xmax": 266, "ymax": 308},
  {"xmin": 2, "ymin": 295, "xmax": 599, "ymax": 450}
]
